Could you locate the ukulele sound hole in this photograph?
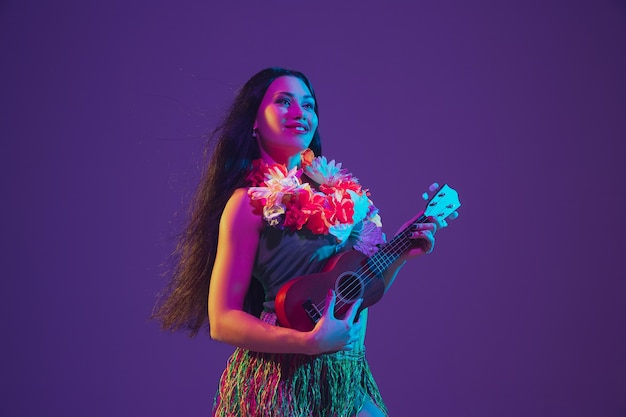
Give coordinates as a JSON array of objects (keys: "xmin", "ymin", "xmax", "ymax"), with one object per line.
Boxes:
[{"xmin": 335, "ymin": 271, "xmax": 365, "ymax": 303}]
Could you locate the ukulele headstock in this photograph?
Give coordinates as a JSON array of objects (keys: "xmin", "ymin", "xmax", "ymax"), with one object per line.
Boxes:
[{"xmin": 423, "ymin": 184, "xmax": 461, "ymax": 221}]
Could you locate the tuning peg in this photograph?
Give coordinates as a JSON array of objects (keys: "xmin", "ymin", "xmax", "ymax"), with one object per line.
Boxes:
[{"xmin": 422, "ymin": 182, "xmax": 440, "ymax": 200}]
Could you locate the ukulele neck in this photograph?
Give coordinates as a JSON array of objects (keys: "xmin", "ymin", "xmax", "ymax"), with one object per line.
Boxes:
[{"xmin": 366, "ymin": 214, "xmax": 428, "ymax": 275}]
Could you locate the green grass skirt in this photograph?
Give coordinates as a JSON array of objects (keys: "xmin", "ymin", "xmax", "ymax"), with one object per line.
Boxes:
[{"xmin": 212, "ymin": 346, "xmax": 388, "ymax": 416}]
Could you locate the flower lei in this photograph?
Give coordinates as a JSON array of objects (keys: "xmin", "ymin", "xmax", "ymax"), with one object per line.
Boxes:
[{"xmin": 246, "ymin": 149, "xmax": 385, "ymax": 256}]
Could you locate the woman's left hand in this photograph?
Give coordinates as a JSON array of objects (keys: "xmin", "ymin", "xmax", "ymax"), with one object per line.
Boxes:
[
  {"xmin": 398, "ymin": 215, "xmax": 438, "ymax": 259},
  {"xmin": 398, "ymin": 183, "xmax": 459, "ymax": 259}
]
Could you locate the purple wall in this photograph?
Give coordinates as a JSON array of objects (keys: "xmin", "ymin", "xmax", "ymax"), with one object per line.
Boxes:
[{"xmin": 2, "ymin": 1, "xmax": 625, "ymax": 416}]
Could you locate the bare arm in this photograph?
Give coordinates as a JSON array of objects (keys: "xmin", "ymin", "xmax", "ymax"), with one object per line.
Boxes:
[{"xmin": 208, "ymin": 188, "xmax": 362, "ymax": 355}]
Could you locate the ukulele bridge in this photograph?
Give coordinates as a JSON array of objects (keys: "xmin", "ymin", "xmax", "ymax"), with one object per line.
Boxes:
[{"xmin": 302, "ymin": 299, "xmax": 322, "ymax": 324}]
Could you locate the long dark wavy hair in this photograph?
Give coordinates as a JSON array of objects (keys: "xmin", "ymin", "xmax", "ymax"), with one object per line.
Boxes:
[{"xmin": 152, "ymin": 67, "xmax": 322, "ymax": 337}]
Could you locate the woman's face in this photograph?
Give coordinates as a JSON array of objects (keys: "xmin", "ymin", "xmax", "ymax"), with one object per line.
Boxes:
[{"xmin": 254, "ymin": 76, "xmax": 318, "ymax": 161}]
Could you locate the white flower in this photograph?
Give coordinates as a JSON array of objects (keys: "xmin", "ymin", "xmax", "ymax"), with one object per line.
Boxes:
[
  {"xmin": 304, "ymin": 156, "xmax": 354, "ymax": 186},
  {"xmin": 329, "ymin": 222, "xmax": 355, "ymax": 244},
  {"xmin": 264, "ymin": 166, "xmax": 302, "ymax": 193},
  {"xmin": 348, "ymin": 190, "xmax": 370, "ymax": 224},
  {"xmin": 263, "ymin": 201, "xmax": 286, "ymax": 220},
  {"xmin": 249, "ymin": 165, "xmax": 311, "ymax": 224}
]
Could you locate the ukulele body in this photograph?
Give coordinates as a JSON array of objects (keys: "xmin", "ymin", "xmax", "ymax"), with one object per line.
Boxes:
[
  {"xmin": 274, "ymin": 183, "xmax": 460, "ymax": 332},
  {"xmin": 274, "ymin": 249, "xmax": 386, "ymax": 332}
]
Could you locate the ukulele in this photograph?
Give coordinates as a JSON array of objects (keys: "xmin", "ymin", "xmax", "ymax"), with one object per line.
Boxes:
[{"xmin": 274, "ymin": 183, "xmax": 461, "ymax": 331}]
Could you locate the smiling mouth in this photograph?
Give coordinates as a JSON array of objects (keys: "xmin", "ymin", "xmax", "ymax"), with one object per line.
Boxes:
[{"xmin": 286, "ymin": 125, "xmax": 309, "ymax": 133}]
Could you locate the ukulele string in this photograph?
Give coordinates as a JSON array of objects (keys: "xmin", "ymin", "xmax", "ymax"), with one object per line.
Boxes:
[
  {"xmin": 332, "ymin": 217, "xmax": 423, "ymax": 308},
  {"xmin": 327, "ymin": 228, "xmax": 414, "ymax": 312},
  {"xmin": 317, "ymin": 185, "xmax": 455, "ymax": 314},
  {"xmin": 311, "ymin": 215, "xmax": 429, "ymax": 314}
]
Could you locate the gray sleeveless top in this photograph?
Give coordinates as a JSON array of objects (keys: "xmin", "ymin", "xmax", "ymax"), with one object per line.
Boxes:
[{"xmin": 252, "ymin": 225, "xmax": 351, "ymax": 312}]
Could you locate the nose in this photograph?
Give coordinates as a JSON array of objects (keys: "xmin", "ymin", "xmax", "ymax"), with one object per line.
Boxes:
[{"xmin": 289, "ymin": 102, "xmax": 305, "ymax": 119}]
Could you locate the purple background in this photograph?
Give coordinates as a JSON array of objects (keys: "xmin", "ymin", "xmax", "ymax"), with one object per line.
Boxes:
[{"xmin": 2, "ymin": 1, "xmax": 625, "ymax": 416}]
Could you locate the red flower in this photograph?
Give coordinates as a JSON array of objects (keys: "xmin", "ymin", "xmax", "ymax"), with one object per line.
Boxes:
[
  {"xmin": 283, "ymin": 190, "xmax": 312, "ymax": 231},
  {"xmin": 301, "ymin": 193, "xmax": 331, "ymax": 234},
  {"xmin": 246, "ymin": 159, "xmax": 268, "ymax": 186},
  {"xmin": 330, "ymin": 197, "xmax": 355, "ymax": 224},
  {"xmin": 305, "ymin": 210, "xmax": 331, "ymax": 234},
  {"xmin": 319, "ymin": 179, "xmax": 361, "ymax": 196},
  {"xmin": 335, "ymin": 179, "xmax": 362, "ymax": 194}
]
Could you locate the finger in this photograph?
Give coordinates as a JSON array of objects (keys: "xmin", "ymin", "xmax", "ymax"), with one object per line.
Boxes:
[
  {"xmin": 350, "ymin": 320, "xmax": 363, "ymax": 339},
  {"xmin": 411, "ymin": 230, "xmax": 433, "ymax": 242},
  {"xmin": 354, "ymin": 308, "xmax": 366, "ymax": 323},
  {"xmin": 449, "ymin": 211, "xmax": 459, "ymax": 220},
  {"xmin": 414, "ymin": 222, "xmax": 436, "ymax": 229},
  {"xmin": 426, "ymin": 241, "xmax": 435, "ymax": 254},
  {"xmin": 344, "ymin": 298, "xmax": 363, "ymax": 323},
  {"xmin": 414, "ymin": 222, "xmax": 437, "ymax": 233},
  {"xmin": 411, "ymin": 231, "xmax": 435, "ymax": 252},
  {"xmin": 324, "ymin": 289, "xmax": 336, "ymax": 318},
  {"xmin": 427, "ymin": 216, "xmax": 442, "ymax": 232}
]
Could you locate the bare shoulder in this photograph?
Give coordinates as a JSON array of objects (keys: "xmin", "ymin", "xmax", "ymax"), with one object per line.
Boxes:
[{"xmin": 220, "ymin": 187, "xmax": 263, "ymax": 234}]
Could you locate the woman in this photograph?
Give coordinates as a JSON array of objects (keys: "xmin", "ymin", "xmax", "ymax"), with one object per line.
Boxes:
[{"xmin": 153, "ymin": 67, "xmax": 450, "ymax": 416}]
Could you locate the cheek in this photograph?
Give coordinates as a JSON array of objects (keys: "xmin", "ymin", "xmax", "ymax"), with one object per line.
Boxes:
[
  {"xmin": 311, "ymin": 114, "xmax": 319, "ymax": 131},
  {"xmin": 262, "ymin": 107, "xmax": 283, "ymax": 132}
]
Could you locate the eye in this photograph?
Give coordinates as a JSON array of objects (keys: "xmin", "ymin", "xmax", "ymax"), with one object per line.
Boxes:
[
  {"xmin": 276, "ymin": 97, "xmax": 291, "ymax": 106},
  {"xmin": 303, "ymin": 102, "xmax": 315, "ymax": 110}
]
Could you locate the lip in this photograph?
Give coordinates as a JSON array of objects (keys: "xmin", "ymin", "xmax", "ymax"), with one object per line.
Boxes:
[{"xmin": 284, "ymin": 122, "xmax": 309, "ymax": 132}]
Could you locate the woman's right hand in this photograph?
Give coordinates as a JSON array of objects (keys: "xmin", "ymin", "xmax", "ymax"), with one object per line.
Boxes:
[{"xmin": 307, "ymin": 290, "xmax": 363, "ymax": 355}]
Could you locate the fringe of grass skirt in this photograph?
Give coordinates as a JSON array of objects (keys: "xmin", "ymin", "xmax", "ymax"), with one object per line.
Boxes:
[{"xmin": 212, "ymin": 346, "xmax": 388, "ymax": 416}]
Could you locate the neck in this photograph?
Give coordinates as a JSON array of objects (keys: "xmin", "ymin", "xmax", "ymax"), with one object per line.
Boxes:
[{"xmin": 258, "ymin": 146, "xmax": 302, "ymax": 170}]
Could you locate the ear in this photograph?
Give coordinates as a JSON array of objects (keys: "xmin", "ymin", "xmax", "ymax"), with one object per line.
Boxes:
[{"xmin": 253, "ymin": 120, "xmax": 258, "ymax": 129}]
